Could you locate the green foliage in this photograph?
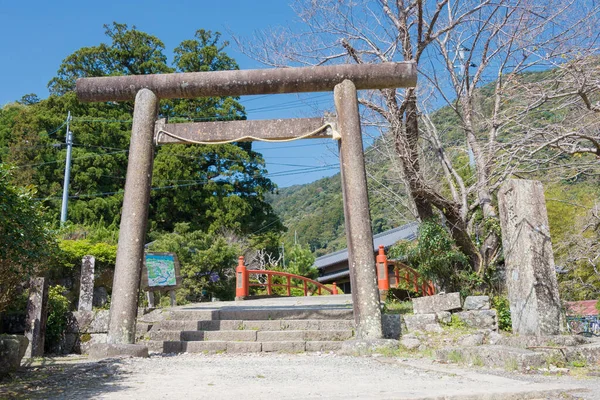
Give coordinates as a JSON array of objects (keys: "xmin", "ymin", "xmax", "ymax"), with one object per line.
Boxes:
[
  {"xmin": 383, "ymin": 299, "xmax": 413, "ymax": 315},
  {"xmin": 148, "ymin": 223, "xmax": 241, "ymax": 303},
  {"xmin": 0, "ymin": 164, "xmax": 58, "ymax": 313},
  {"xmin": 389, "ymin": 219, "xmax": 471, "ymax": 293},
  {"xmin": 1, "ymin": 23, "xmax": 282, "ymax": 239},
  {"xmin": 45, "ymin": 285, "xmax": 71, "ymax": 352},
  {"xmin": 285, "ymin": 244, "xmax": 317, "ymax": 279},
  {"xmin": 491, "ymin": 295, "xmax": 512, "ymax": 332},
  {"xmin": 57, "ymin": 239, "xmax": 117, "ymax": 269}
]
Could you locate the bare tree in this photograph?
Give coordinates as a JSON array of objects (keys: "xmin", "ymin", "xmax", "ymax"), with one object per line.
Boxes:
[{"xmin": 237, "ymin": 0, "xmax": 600, "ymax": 278}]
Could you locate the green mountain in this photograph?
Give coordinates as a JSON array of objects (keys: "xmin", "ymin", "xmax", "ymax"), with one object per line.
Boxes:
[{"xmin": 267, "ymin": 137, "xmax": 414, "ymax": 257}]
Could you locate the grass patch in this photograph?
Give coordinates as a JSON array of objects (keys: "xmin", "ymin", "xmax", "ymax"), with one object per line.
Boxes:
[
  {"xmin": 504, "ymin": 358, "xmax": 519, "ymax": 371},
  {"xmin": 384, "ymin": 300, "xmax": 413, "ymax": 315},
  {"xmin": 447, "ymin": 350, "xmax": 464, "ymax": 363}
]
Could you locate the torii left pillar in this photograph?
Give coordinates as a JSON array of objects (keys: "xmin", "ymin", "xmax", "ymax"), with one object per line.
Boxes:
[{"xmin": 107, "ymin": 89, "xmax": 158, "ymax": 345}]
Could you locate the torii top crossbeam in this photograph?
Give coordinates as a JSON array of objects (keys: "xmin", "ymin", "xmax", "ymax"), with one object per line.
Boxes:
[{"xmin": 76, "ymin": 62, "xmax": 416, "ymax": 102}]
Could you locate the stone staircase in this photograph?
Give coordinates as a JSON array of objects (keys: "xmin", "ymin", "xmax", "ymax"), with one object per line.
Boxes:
[{"xmin": 137, "ymin": 306, "xmax": 355, "ymax": 354}]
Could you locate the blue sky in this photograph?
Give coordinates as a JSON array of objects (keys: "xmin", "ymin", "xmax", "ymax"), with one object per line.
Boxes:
[{"xmin": 0, "ymin": 0, "xmax": 342, "ymax": 187}]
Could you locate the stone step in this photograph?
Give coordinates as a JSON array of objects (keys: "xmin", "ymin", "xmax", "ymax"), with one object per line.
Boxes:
[
  {"xmin": 162, "ymin": 308, "xmax": 353, "ymax": 321},
  {"xmin": 153, "ymin": 319, "xmax": 354, "ymax": 332},
  {"xmin": 147, "ymin": 329, "xmax": 354, "ymax": 342},
  {"xmin": 144, "ymin": 340, "xmax": 345, "ymax": 354}
]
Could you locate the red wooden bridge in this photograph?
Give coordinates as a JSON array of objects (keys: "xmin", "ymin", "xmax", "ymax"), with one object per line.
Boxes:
[{"xmin": 235, "ymin": 246, "xmax": 435, "ymax": 299}]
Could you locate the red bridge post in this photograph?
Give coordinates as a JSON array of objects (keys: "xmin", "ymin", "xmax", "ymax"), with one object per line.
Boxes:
[{"xmin": 235, "ymin": 256, "xmax": 248, "ymax": 300}]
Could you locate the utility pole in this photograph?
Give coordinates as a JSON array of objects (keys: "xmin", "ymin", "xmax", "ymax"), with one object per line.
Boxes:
[
  {"xmin": 60, "ymin": 111, "xmax": 73, "ymax": 225},
  {"xmin": 458, "ymin": 47, "xmax": 476, "ymax": 169}
]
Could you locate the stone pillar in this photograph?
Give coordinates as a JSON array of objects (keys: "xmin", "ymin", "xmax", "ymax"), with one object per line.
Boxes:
[
  {"xmin": 498, "ymin": 179, "xmax": 561, "ymax": 336},
  {"xmin": 108, "ymin": 89, "xmax": 159, "ymax": 344},
  {"xmin": 334, "ymin": 79, "xmax": 382, "ymax": 340},
  {"xmin": 78, "ymin": 255, "xmax": 96, "ymax": 312},
  {"xmin": 24, "ymin": 277, "xmax": 49, "ymax": 357}
]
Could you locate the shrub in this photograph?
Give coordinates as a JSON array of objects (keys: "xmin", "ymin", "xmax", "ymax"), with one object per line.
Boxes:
[
  {"xmin": 45, "ymin": 285, "xmax": 71, "ymax": 352},
  {"xmin": 491, "ymin": 295, "xmax": 512, "ymax": 332}
]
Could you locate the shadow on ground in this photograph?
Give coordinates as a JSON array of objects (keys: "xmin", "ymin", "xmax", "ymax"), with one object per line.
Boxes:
[{"xmin": 0, "ymin": 357, "xmax": 130, "ymax": 399}]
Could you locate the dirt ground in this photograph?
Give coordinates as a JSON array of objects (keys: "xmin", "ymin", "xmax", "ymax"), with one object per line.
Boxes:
[{"xmin": 1, "ymin": 352, "xmax": 599, "ymax": 400}]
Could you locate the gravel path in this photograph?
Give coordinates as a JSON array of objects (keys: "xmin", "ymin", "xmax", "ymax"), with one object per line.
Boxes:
[{"xmin": 2, "ymin": 353, "xmax": 598, "ymax": 400}]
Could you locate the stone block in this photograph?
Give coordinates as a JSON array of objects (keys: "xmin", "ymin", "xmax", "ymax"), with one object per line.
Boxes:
[
  {"xmin": 226, "ymin": 342, "xmax": 262, "ymax": 353},
  {"xmin": 72, "ymin": 310, "xmax": 110, "ymax": 333},
  {"xmin": 147, "ymin": 330, "xmax": 183, "ymax": 341},
  {"xmin": 261, "ymin": 341, "xmax": 306, "ymax": 352},
  {"xmin": 180, "ymin": 331, "xmax": 207, "ymax": 341},
  {"xmin": 382, "ymin": 314, "xmax": 401, "ymax": 340},
  {"xmin": 200, "ymin": 320, "xmax": 242, "ymax": 331},
  {"xmin": 24, "ymin": 277, "xmax": 49, "ymax": 358},
  {"xmin": 454, "ymin": 310, "xmax": 498, "ymax": 331},
  {"xmin": 257, "ymin": 330, "xmax": 305, "ymax": 342},
  {"xmin": 400, "ymin": 336, "xmax": 421, "ymax": 350},
  {"xmin": 78, "ymin": 255, "xmax": 95, "ymax": 312},
  {"xmin": 80, "ymin": 333, "xmax": 107, "ymax": 355},
  {"xmin": 88, "ymin": 343, "xmax": 149, "ymax": 359},
  {"xmin": 242, "ymin": 320, "xmax": 282, "ymax": 331},
  {"xmin": 204, "ymin": 330, "xmax": 257, "ymax": 342},
  {"xmin": 318, "ymin": 320, "xmax": 354, "ymax": 331},
  {"xmin": 412, "ymin": 293, "xmax": 461, "ymax": 314},
  {"xmin": 158, "ymin": 320, "xmax": 201, "ymax": 331},
  {"xmin": 305, "ymin": 341, "xmax": 343, "ymax": 352},
  {"xmin": 463, "ymin": 296, "xmax": 490, "ymax": 310},
  {"xmin": 436, "ymin": 345, "xmax": 546, "ymax": 369},
  {"xmin": 459, "ymin": 334, "xmax": 484, "ymax": 346},
  {"xmin": 498, "ymin": 179, "xmax": 562, "ymax": 335},
  {"xmin": 304, "ymin": 330, "xmax": 353, "ymax": 341},
  {"xmin": 92, "ymin": 287, "xmax": 108, "ymax": 308},
  {"xmin": 402, "ymin": 314, "xmax": 437, "ymax": 332},
  {"xmin": 436, "ymin": 311, "xmax": 452, "ymax": 324},
  {"xmin": 184, "ymin": 341, "xmax": 227, "ymax": 353},
  {"xmin": 281, "ymin": 320, "xmax": 320, "ymax": 331},
  {"xmin": 0, "ymin": 335, "xmax": 28, "ymax": 377}
]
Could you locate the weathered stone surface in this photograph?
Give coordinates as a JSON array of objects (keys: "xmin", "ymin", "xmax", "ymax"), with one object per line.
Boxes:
[
  {"xmin": 454, "ymin": 310, "xmax": 498, "ymax": 331},
  {"xmin": 487, "ymin": 331, "xmax": 503, "ymax": 345},
  {"xmin": 496, "ymin": 335, "xmax": 590, "ymax": 349},
  {"xmin": 402, "ymin": 314, "xmax": 437, "ymax": 332},
  {"xmin": 257, "ymin": 330, "xmax": 305, "ymax": 342},
  {"xmin": 498, "ymin": 179, "xmax": 562, "ymax": 336},
  {"xmin": 88, "ymin": 343, "xmax": 149, "ymax": 359},
  {"xmin": 382, "ymin": 314, "xmax": 401, "ymax": 340},
  {"xmin": 72, "ymin": 310, "xmax": 110, "ymax": 333},
  {"xmin": 78, "ymin": 255, "xmax": 95, "ymax": 312},
  {"xmin": 0, "ymin": 335, "xmax": 28, "ymax": 377},
  {"xmin": 412, "ymin": 293, "xmax": 461, "ymax": 314},
  {"xmin": 184, "ymin": 341, "xmax": 227, "ymax": 353},
  {"xmin": 459, "ymin": 334, "xmax": 484, "ymax": 346},
  {"xmin": 261, "ymin": 341, "xmax": 306, "ymax": 353},
  {"xmin": 424, "ymin": 323, "xmax": 444, "ymax": 333},
  {"xmin": 24, "ymin": 277, "xmax": 49, "ymax": 358},
  {"xmin": 204, "ymin": 330, "xmax": 257, "ymax": 342},
  {"xmin": 463, "ymin": 296, "xmax": 490, "ymax": 311},
  {"xmin": 339, "ymin": 339, "xmax": 399, "ymax": 356},
  {"xmin": 305, "ymin": 341, "xmax": 343, "ymax": 352},
  {"xmin": 92, "ymin": 286, "xmax": 108, "ymax": 308},
  {"xmin": 436, "ymin": 311, "xmax": 452, "ymax": 324},
  {"xmin": 400, "ymin": 336, "xmax": 421, "ymax": 350},
  {"xmin": 436, "ymin": 345, "xmax": 547, "ymax": 369},
  {"xmin": 304, "ymin": 330, "xmax": 353, "ymax": 341},
  {"xmin": 226, "ymin": 342, "xmax": 261, "ymax": 353},
  {"xmin": 53, "ymin": 333, "xmax": 80, "ymax": 355},
  {"xmin": 80, "ymin": 333, "xmax": 107, "ymax": 355}
]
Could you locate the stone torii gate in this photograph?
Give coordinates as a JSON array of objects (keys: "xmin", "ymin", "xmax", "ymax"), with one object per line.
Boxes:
[{"xmin": 76, "ymin": 62, "xmax": 416, "ymax": 347}]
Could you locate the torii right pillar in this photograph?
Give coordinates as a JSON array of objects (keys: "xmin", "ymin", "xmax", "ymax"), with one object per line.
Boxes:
[
  {"xmin": 498, "ymin": 179, "xmax": 561, "ymax": 335},
  {"xmin": 334, "ymin": 80, "xmax": 382, "ymax": 340}
]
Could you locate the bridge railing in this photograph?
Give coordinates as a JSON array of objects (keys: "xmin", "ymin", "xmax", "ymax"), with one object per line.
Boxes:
[
  {"xmin": 235, "ymin": 256, "xmax": 337, "ymax": 299},
  {"xmin": 376, "ymin": 245, "xmax": 435, "ymax": 296}
]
